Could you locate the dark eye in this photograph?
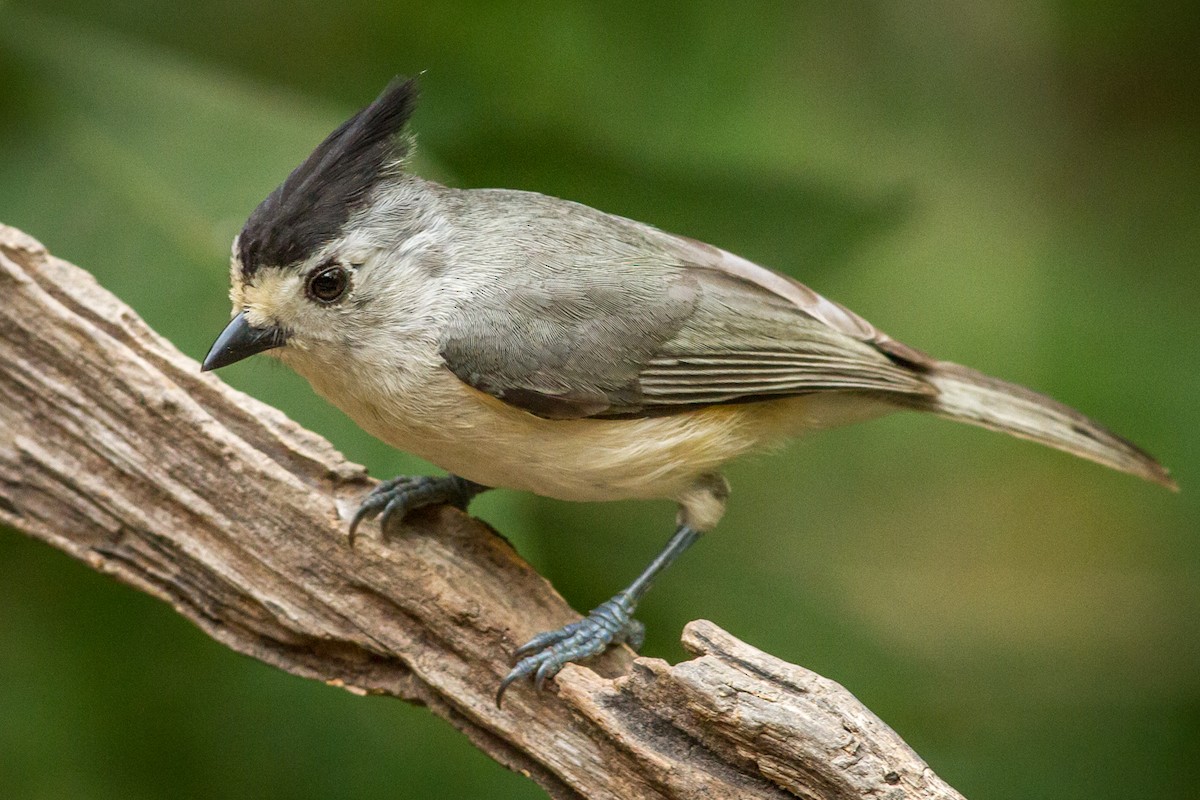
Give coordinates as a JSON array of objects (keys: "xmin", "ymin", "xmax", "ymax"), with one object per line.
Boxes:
[{"xmin": 306, "ymin": 265, "xmax": 348, "ymax": 303}]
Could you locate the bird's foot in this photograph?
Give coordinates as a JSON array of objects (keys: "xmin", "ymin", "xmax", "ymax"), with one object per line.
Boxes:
[
  {"xmin": 496, "ymin": 593, "xmax": 644, "ymax": 706},
  {"xmin": 349, "ymin": 474, "xmax": 485, "ymax": 544}
]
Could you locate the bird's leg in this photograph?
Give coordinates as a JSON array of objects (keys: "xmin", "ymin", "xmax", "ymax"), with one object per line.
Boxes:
[
  {"xmin": 496, "ymin": 523, "xmax": 700, "ymax": 705},
  {"xmin": 349, "ymin": 474, "xmax": 489, "ymax": 545},
  {"xmin": 496, "ymin": 473, "xmax": 728, "ymax": 706}
]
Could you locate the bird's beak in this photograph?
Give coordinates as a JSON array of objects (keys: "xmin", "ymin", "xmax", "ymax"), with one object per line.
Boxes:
[{"xmin": 201, "ymin": 311, "xmax": 287, "ymax": 372}]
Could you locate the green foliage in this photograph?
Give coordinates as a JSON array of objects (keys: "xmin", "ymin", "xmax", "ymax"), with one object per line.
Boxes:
[{"xmin": 1, "ymin": 3, "xmax": 1197, "ymax": 798}]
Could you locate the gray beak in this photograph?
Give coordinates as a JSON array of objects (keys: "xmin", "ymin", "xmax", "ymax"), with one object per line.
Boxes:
[{"xmin": 201, "ymin": 311, "xmax": 287, "ymax": 372}]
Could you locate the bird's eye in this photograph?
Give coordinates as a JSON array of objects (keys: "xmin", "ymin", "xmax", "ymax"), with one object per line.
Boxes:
[{"xmin": 306, "ymin": 265, "xmax": 348, "ymax": 303}]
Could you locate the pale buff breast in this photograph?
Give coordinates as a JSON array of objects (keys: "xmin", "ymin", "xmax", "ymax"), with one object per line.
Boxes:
[{"xmin": 290, "ymin": 352, "xmax": 894, "ymax": 504}]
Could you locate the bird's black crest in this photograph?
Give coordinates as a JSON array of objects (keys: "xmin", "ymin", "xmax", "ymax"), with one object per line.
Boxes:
[{"xmin": 237, "ymin": 77, "xmax": 419, "ymax": 277}]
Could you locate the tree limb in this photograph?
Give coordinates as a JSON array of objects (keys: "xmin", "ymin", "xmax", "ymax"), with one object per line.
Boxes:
[{"xmin": 0, "ymin": 223, "xmax": 965, "ymax": 800}]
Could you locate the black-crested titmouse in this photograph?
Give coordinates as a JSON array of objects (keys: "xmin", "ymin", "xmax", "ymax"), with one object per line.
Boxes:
[{"xmin": 202, "ymin": 78, "xmax": 1174, "ymax": 704}]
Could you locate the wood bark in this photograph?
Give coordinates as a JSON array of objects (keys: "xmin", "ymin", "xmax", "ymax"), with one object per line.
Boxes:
[{"xmin": 0, "ymin": 223, "xmax": 966, "ymax": 800}]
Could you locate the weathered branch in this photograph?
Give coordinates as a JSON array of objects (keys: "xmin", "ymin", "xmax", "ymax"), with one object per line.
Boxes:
[{"xmin": 0, "ymin": 223, "xmax": 965, "ymax": 800}]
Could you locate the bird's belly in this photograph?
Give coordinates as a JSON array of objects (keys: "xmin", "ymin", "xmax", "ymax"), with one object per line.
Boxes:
[
  {"xmin": 412, "ymin": 404, "xmax": 762, "ymax": 503},
  {"xmin": 354, "ymin": 388, "xmax": 890, "ymax": 504}
]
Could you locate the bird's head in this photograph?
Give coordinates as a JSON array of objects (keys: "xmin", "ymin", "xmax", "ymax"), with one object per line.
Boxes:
[{"xmin": 203, "ymin": 77, "xmax": 423, "ymax": 373}]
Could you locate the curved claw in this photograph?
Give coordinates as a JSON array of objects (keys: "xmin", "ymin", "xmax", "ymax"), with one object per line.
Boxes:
[
  {"xmin": 533, "ymin": 657, "xmax": 559, "ymax": 691},
  {"xmin": 348, "ymin": 477, "xmax": 413, "ymax": 545},
  {"xmin": 379, "ymin": 494, "xmax": 410, "ymax": 532},
  {"xmin": 495, "ymin": 667, "xmax": 528, "ymax": 707},
  {"xmin": 495, "ymin": 594, "xmax": 640, "ymax": 708},
  {"xmin": 510, "ymin": 620, "xmax": 582, "ymax": 661},
  {"xmin": 347, "ymin": 513, "xmax": 368, "ymax": 547},
  {"xmin": 348, "ymin": 495, "xmax": 386, "ymax": 545},
  {"xmin": 347, "ymin": 475, "xmax": 486, "ymax": 546}
]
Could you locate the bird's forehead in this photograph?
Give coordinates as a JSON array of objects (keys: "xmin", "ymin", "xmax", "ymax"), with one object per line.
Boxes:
[{"xmin": 237, "ymin": 190, "xmax": 346, "ymax": 280}]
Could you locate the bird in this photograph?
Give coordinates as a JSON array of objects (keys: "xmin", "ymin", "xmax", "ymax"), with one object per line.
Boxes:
[{"xmin": 201, "ymin": 77, "xmax": 1175, "ymax": 705}]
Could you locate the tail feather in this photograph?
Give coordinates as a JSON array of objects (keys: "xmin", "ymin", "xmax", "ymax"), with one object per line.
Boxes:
[{"xmin": 907, "ymin": 361, "xmax": 1177, "ymax": 490}]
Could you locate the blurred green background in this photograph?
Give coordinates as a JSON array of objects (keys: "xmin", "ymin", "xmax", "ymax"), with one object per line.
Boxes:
[{"xmin": 1, "ymin": 2, "xmax": 1197, "ymax": 798}]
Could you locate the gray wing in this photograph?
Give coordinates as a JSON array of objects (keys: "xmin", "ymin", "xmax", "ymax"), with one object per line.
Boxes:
[
  {"xmin": 632, "ymin": 266, "xmax": 934, "ymax": 413},
  {"xmin": 439, "ymin": 259, "xmax": 703, "ymax": 419},
  {"xmin": 438, "ymin": 189, "xmax": 934, "ymax": 420},
  {"xmin": 439, "ymin": 260, "xmax": 933, "ymax": 420}
]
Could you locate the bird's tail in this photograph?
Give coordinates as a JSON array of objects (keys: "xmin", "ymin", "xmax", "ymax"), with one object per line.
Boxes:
[{"xmin": 901, "ymin": 361, "xmax": 1176, "ymax": 490}]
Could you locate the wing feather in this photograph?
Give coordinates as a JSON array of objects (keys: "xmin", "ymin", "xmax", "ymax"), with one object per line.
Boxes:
[{"xmin": 437, "ymin": 190, "xmax": 934, "ymax": 419}]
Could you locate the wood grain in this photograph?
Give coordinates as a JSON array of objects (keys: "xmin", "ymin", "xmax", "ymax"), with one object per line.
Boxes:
[{"xmin": 0, "ymin": 223, "xmax": 966, "ymax": 800}]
